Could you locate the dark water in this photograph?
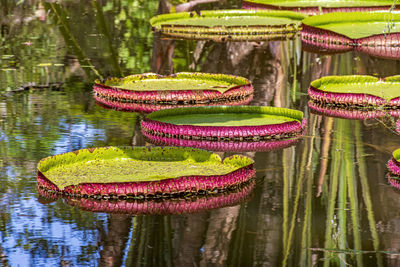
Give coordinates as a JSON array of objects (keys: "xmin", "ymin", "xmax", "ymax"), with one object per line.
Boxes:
[{"xmin": 1, "ymin": 1, "xmax": 400, "ymax": 266}]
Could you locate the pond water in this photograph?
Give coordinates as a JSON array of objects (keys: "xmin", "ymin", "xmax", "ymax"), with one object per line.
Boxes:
[{"xmin": 1, "ymin": 1, "xmax": 400, "ymax": 266}]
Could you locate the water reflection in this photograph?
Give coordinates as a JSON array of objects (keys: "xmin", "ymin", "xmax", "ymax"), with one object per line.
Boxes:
[
  {"xmin": 37, "ymin": 181, "xmax": 254, "ymax": 216},
  {"xmin": 2, "ymin": 0, "xmax": 400, "ymax": 266}
]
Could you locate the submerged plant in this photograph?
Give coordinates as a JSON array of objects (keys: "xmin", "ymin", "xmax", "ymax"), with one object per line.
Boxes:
[
  {"xmin": 141, "ymin": 106, "xmax": 307, "ymax": 151},
  {"xmin": 94, "ymin": 72, "xmax": 253, "ymax": 113},
  {"xmin": 37, "ymin": 180, "xmax": 254, "ymax": 215},
  {"xmin": 301, "ymin": 12, "xmax": 400, "ymax": 59},
  {"xmin": 150, "ymin": 10, "xmax": 306, "ymax": 42},
  {"xmin": 36, "ymin": 146, "xmax": 255, "ymax": 198},
  {"xmin": 242, "ymin": 0, "xmax": 394, "ymax": 15},
  {"xmin": 282, "ymin": 117, "xmax": 383, "ymax": 266}
]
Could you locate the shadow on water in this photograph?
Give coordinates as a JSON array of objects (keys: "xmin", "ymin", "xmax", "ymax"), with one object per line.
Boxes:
[{"xmin": 2, "ymin": 0, "xmax": 400, "ymax": 266}]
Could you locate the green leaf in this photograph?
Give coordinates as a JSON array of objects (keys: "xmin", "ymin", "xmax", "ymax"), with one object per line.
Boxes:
[
  {"xmin": 302, "ymin": 12, "xmax": 400, "ymax": 39},
  {"xmin": 310, "ymin": 75, "xmax": 400, "ymax": 101},
  {"xmin": 38, "ymin": 146, "xmax": 253, "ymax": 189}
]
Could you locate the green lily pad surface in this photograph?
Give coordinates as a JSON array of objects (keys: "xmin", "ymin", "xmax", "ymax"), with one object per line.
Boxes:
[
  {"xmin": 151, "ymin": 10, "xmax": 305, "ymax": 28},
  {"xmin": 150, "ymin": 10, "xmax": 306, "ymax": 41},
  {"xmin": 311, "ymin": 75, "xmax": 400, "ymax": 101},
  {"xmin": 146, "ymin": 106, "xmax": 304, "ymax": 126},
  {"xmin": 155, "ymin": 113, "xmax": 295, "ymax": 126},
  {"xmin": 302, "ymin": 12, "xmax": 400, "ymax": 39},
  {"xmin": 99, "ymin": 73, "xmax": 249, "ymax": 94},
  {"xmin": 244, "ymin": 0, "xmax": 393, "ymax": 8},
  {"xmin": 393, "ymin": 148, "xmax": 400, "ymax": 162},
  {"xmin": 38, "ymin": 147, "xmax": 252, "ymax": 190}
]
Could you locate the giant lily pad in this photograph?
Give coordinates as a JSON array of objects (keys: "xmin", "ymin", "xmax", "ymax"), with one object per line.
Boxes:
[
  {"xmin": 243, "ymin": 0, "xmax": 394, "ymax": 15},
  {"xmin": 37, "ymin": 146, "xmax": 255, "ymax": 198},
  {"xmin": 150, "ymin": 10, "xmax": 306, "ymax": 41},
  {"xmin": 141, "ymin": 106, "xmax": 306, "ymax": 150},
  {"xmin": 94, "ymin": 72, "xmax": 253, "ymax": 113},
  {"xmin": 308, "ymin": 75, "xmax": 400, "ymax": 108},
  {"xmin": 301, "ymin": 12, "xmax": 400, "ymax": 59},
  {"xmin": 387, "ymin": 148, "xmax": 400, "ymax": 189},
  {"xmin": 37, "ymin": 181, "xmax": 254, "ymax": 215}
]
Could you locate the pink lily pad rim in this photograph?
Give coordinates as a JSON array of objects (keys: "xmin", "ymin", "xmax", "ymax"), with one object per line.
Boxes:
[
  {"xmin": 307, "ymin": 100, "xmax": 400, "ymax": 120},
  {"xmin": 388, "ymin": 148, "xmax": 400, "ymax": 177},
  {"xmin": 141, "ymin": 105, "xmax": 306, "ymax": 140},
  {"xmin": 94, "ymin": 72, "xmax": 253, "ymax": 103},
  {"xmin": 142, "ymin": 133, "xmax": 301, "ymax": 152},
  {"xmin": 37, "ymin": 180, "xmax": 255, "ymax": 215},
  {"xmin": 93, "ymin": 93, "xmax": 253, "ymax": 113},
  {"xmin": 37, "ymin": 146, "xmax": 255, "ymax": 199},
  {"xmin": 308, "ymin": 75, "xmax": 400, "ymax": 107}
]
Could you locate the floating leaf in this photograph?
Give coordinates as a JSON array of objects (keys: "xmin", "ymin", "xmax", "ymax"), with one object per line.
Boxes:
[
  {"xmin": 94, "ymin": 72, "xmax": 253, "ymax": 113},
  {"xmin": 308, "ymin": 75, "xmax": 400, "ymax": 109},
  {"xmin": 301, "ymin": 12, "xmax": 400, "ymax": 59},
  {"xmin": 37, "ymin": 146, "xmax": 255, "ymax": 197},
  {"xmin": 150, "ymin": 9, "xmax": 306, "ymax": 41},
  {"xmin": 243, "ymin": 0, "xmax": 394, "ymax": 15},
  {"xmin": 141, "ymin": 106, "xmax": 306, "ymax": 151}
]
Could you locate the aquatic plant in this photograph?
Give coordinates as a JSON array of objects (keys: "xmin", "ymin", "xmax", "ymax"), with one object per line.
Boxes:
[
  {"xmin": 242, "ymin": 0, "xmax": 394, "ymax": 15},
  {"xmin": 93, "ymin": 72, "xmax": 253, "ymax": 113},
  {"xmin": 308, "ymin": 75, "xmax": 400, "ymax": 108},
  {"xmin": 282, "ymin": 117, "xmax": 383, "ymax": 266},
  {"xmin": 37, "ymin": 146, "xmax": 255, "ymax": 198},
  {"xmin": 37, "ymin": 180, "xmax": 254, "ymax": 215},
  {"xmin": 388, "ymin": 148, "xmax": 400, "ymax": 176},
  {"xmin": 150, "ymin": 9, "xmax": 306, "ymax": 41},
  {"xmin": 301, "ymin": 12, "xmax": 400, "ymax": 59},
  {"xmin": 141, "ymin": 106, "xmax": 307, "ymax": 150}
]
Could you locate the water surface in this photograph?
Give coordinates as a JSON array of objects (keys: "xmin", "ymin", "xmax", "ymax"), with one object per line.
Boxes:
[{"xmin": 1, "ymin": 1, "xmax": 400, "ymax": 266}]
